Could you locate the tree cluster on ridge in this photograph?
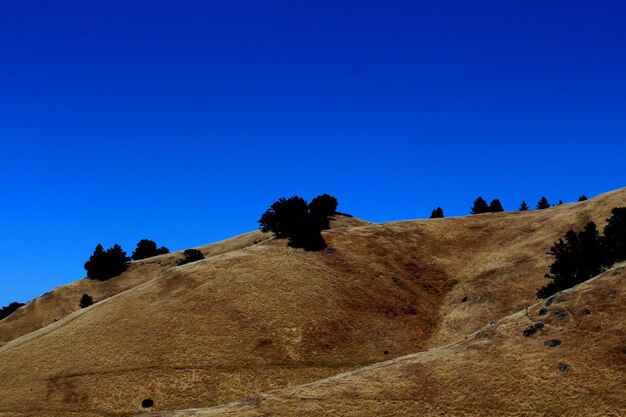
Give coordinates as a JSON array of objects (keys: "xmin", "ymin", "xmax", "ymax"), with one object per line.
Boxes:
[{"xmin": 259, "ymin": 194, "xmax": 338, "ymax": 251}]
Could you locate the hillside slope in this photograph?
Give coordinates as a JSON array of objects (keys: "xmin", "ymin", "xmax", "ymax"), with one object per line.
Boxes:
[
  {"xmin": 0, "ymin": 230, "xmax": 270, "ymax": 345},
  {"xmin": 0, "ymin": 188, "xmax": 624, "ymax": 417},
  {"xmin": 161, "ymin": 263, "xmax": 625, "ymax": 417}
]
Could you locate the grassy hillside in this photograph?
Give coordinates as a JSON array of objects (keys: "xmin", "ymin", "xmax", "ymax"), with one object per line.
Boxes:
[
  {"xmin": 0, "ymin": 230, "xmax": 270, "ymax": 345},
  {"xmin": 166, "ymin": 263, "xmax": 625, "ymax": 417},
  {"xmin": 0, "ymin": 188, "xmax": 624, "ymax": 417}
]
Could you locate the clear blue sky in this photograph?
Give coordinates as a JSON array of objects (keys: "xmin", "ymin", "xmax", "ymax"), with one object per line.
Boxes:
[{"xmin": 1, "ymin": 0, "xmax": 625, "ymax": 306}]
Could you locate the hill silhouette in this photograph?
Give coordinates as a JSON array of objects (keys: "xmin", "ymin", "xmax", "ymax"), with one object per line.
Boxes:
[{"xmin": 0, "ymin": 188, "xmax": 624, "ymax": 417}]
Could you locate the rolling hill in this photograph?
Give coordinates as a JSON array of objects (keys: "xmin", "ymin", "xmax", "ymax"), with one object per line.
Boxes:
[
  {"xmin": 0, "ymin": 188, "xmax": 624, "ymax": 417},
  {"xmin": 160, "ymin": 263, "xmax": 625, "ymax": 417}
]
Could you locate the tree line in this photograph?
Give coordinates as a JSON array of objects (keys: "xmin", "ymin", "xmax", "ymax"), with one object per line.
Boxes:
[{"xmin": 430, "ymin": 194, "xmax": 589, "ymax": 218}]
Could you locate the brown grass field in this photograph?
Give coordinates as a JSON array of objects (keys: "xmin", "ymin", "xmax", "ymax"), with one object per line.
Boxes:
[{"xmin": 0, "ymin": 188, "xmax": 624, "ymax": 417}]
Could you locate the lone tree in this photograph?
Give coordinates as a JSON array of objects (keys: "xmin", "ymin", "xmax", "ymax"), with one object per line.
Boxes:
[
  {"xmin": 470, "ymin": 197, "xmax": 489, "ymax": 214},
  {"xmin": 536, "ymin": 196, "xmax": 550, "ymax": 210},
  {"xmin": 79, "ymin": 293, "xmax": 94, "ymax": 308},
  {"xmin": 131, "ymin": 239, "xmax": 170, "ymax": 261},
  {"xmin": 84, "ymin": 244, "xmax": 130, "ymax": 280},
  {"xmin": 430, "ymin": 207, "xmax": 444, "ymax": 218},
  {"xmin": 519, "ymin": 201, "xmax": 529, "ymax": 211},
  {"xmin": 578, "ymin": 195, "xmax": 588, "ymax": 202},
  {"xmin": 488, "ymin": 199, "xmax": 504, "ymax": 212},
  {"xmin": 259, "ymin": 194, "xmax": 338, "ymax": 251}
]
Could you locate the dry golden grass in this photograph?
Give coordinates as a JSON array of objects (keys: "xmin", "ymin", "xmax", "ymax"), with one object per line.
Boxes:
[
  {"xmin": 0, "ymin": 231, "xmax": 268, "ymax": 345},
  {"xmin": 0, "ymin": 188, "xmax": 624, "ymax": 417},
  {"xmin": 164, "ymin": 263, "xmax": 625, "ymax": 417}
]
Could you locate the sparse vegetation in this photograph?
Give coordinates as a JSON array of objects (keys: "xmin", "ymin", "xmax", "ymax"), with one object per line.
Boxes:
[
  {"xmin": 258, "ymin": 194, "xmax": 338, "ymax": 251},
  {"xmin": 177, "ymin": 249, "xmax": 204, "ymax": 265},
  {"xmin": 430, "ymin": 207, "xmax": 444, "ymax": 218},
  {"xmin": 79, "ymin": 293, "xmax": 93, "ymax": 308},
  {"xmin": 538, "ymin": 207, "xmax": 626, "ymax": 298},
  {"xmin": 131, "ymin": 239, "xmax": 169, "ymax": 261},
  {"xmin": 0, "ymin": 301, "xmax": 25, "ymax": 321},
  {"xmin": 536, "ymin": 196, "xmax": 550, "ymax": 210},
  {"xmin": 84, "ymin": 244, "xmax": 130, "ymax": 281}
]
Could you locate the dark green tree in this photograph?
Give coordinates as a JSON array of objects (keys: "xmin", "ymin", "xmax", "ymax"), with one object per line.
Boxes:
[
  {"xmin": 519, "ymin": 201, "xmax": 529, "ymax": 211},
  {"xmin": 79, "ymin": 293, "xmax": 94, "ymax": 308},
  {"xmin": 430, "ymin": 207, "xmax": 444, "ymax": 218},
  {"xmin": 309, "ymin": 194, "xmax": 338, "ymax": 219},
  {"xmin": 578, "ymin": 195, "xmax": 588, "ymax": 202},
  {"xmin": 576, "ymin": 222, "xmax": 607, "ymax": 280},
  {"xmin": 309, "ymin": 194, "xmax": 338, "ymax": 231},
  {"xmin": 470, "ymin": 197, "xmax": 489, "ymax": 214},
  {"xmin": 488, "ymin": 199, "xmax": 504, "ymax": 212},
  {"xmin": 84, "ymin": 244, "xmax": 130, "ymax": 280},
  {"xmin": 131, "ymin": 239, "xmax": 170, "ymax": 261},
  {"xmin": 536, "ymin": 196, "xmax": 550, "ymax": 210},
  {"xmin": 259, "ymin": 196, "xmax": 309, "ymax": 238},
  {"xmin": 602, "ymin": 207, "xmax": 626, "ymax": 264},
  {"xmin": 177, "ymin": 249, "xmax": 204, "ymax": 265}
]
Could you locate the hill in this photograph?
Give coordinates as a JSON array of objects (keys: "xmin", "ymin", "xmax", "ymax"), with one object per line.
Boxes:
[
  {"xmin": 0, "ymin": 188, "xmax": 624, "ymax": 416},
  {"xmin": 163, "ymin": 263, "xmax": 625, "ymax": 417}
]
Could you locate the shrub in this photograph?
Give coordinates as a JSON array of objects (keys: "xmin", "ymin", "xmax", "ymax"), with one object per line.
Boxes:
[
  {"xmin": 84, "ymin": 244, "xmax": 130, "ymax": 280},
  {"xmin": 258, "ymin": 194, "xmax": 339, "ymax": 251},
  {"xmin": 177, "ymin": 249, "xmax": 204, "ymax": 265},
  {"xmin": 430, "ymin": 207, "xmax": 444, "ymax": 218},
  {"xmin": 131, "ymin": 239, "xmax": 170, "ymax": 261},
  {"xmin": 470, "ymin": 197, "xmax": 489, "ymax": 214},
  {"xmin": 536, "ymin": 196, "xmax": 550, "ymax": 210},
  {"xmin": 519, "ymin": 201, "xmax": 529, "ymax": 211},
  {"xmin": 488, "ymin": 199, "xmax": 504, "ymax": 212},
  {"xmin": 0, "ymin": 301, "xmax": 25, "ymax": 321},
  {"xmin": 79, "ymin": 293, "xmax": 94, "ymax": 308},
  {"xmin": 578, "ymin": 195, "xmax": 588, "ymax": 202}
]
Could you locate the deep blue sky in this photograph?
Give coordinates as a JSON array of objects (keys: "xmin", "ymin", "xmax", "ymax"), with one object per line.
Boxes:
[{"xmin": 1, "ymin": 0, "xmax": 625, "ymax": 305}]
